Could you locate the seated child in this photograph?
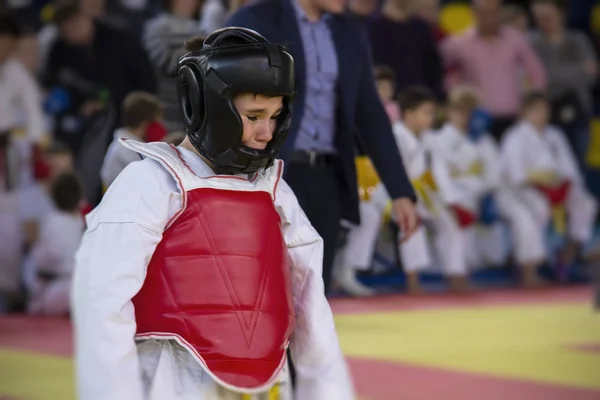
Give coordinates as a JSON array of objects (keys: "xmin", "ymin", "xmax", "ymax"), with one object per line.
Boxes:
[
  {"xmin": 100, "ymin": 91, "xmax": 164, "ymax": 188},
  {"xmin": 27, "ymin": 172, "xmax": 84, "ymax": 316},
  {"xmin": 501, "ymin": 91, "xmax": 598, "ymax": 273},
  {"xmin": 436, "ymin": 87, "xmax": 547, "ymax": 286}
]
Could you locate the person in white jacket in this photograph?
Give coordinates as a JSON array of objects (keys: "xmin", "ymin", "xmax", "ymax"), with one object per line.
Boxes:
[
  {"xmin": 71, "ymin": 28, "xmax": 353, "ymax": 400},
  {"xmin": 501, "ymin": 91, "xmax": 597, "ymax": 275}
]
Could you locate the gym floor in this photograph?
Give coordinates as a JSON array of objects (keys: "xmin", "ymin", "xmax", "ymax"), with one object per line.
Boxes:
[{"xmin": 0, "ymin": 285, "xmax": 599, "ymax": 400}]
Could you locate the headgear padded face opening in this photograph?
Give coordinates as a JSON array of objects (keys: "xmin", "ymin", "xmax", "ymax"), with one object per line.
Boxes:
[{"xmin": 176, "ymin": 27, "xmax": 296, "ymax": 174}]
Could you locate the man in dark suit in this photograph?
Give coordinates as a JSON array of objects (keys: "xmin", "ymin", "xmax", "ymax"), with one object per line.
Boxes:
[{"xmin": 227, "ymin": 0, "xmax": 418, "ymax": 296}]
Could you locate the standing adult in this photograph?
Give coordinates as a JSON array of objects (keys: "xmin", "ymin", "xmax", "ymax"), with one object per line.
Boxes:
[
  {"xmin": 367, "ymin": 0, "xmax": 445, "ymax": 98},
  {"xmin": 226, "ymin": 0, "xmax": 418, "ymax": 295},
  {"xmin": 530, "ymin": 0, "xmax": 597, "ymax": 159},
  {"xmin": 441, "ymin": 0, "xmax": 547, "ymax": 141}
]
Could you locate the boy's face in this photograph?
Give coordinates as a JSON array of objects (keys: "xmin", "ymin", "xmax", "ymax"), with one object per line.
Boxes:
[
  {"xmin": 0, "ymin": 34, "xmax": 18, "ymax": 64},
  {"xmin": 48, "ymin": 152, "xmax": 74, "ymax": 178},
  {"xmin": 405, "ymin": 101, "xmax": 436, "ymax": 134},
  {"xmin": 376, "ymin": 79, "xmax": 395, "ymax": 103},
  {"xmin": 233, "ymin": 93, "xmax": 284, "ymax": 150},
  {"xmin": 447, "ymin": 106, "xmax": 471, "ymax": 130},
  {"xmin": 525, "ymin": 100, "xmax": 550, "ymax": 127}
]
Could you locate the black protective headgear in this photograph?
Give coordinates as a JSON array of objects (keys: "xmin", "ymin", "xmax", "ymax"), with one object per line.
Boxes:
[{"xmin": 176, "ymin": 27, "xmax": 296, "ymax": 174}]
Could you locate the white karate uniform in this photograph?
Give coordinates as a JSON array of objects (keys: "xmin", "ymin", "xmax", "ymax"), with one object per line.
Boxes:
[
  {"xmin": 0, "ymin": 59, "xmax": 47, "ymax": 301},
  {"xmin": 472, "ymin": 131, "xmax": 546, "ymax": 265},
  {"xmin": 344, "ymin": 123, "xmax": 468, "ymax": 274},
  {"xmin": 71, "ymin": 142, "xmax": 354, "ymax": 400},
  {"xmin": 27, "ymin": 210, "xmax": 84, "ymax": 315},
  {"xmin": 0, "ymin": 58, "xmax": 46, "ymax": 145},
  {"xmin": 0, "ymin": 191, "xmax": 22, "ymax": 306},
  {"xmin": 100, "ymin": 128, "xmax": 144, "ymax": 189},
  {"xmin": 502, "ymin": 121, "xmax": 597, "ymax": 244},
  {"xmin": 342, "ymin": 123, "xmax": 431, "ymax": 273}
]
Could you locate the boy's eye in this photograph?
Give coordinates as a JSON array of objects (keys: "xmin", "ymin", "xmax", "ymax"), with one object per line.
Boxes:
[{"xmin": 247, "ymin": 115, "xmax": 258, "ymax": 122}]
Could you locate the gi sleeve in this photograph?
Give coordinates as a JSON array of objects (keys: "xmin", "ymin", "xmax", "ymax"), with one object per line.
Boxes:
[
  {"xmin": 275, "ymin": 179, "xmax": 355, "ymax": 400},
  {"xmin": 71, "ymin": 159, "xmax": 176, "ymax": 400},
  {"xmin": 14, "ymin": 62, "xmax": 46, "ymax": 144},
  {"xmin": 500, "ymin": 130, "xmax": 528, "ymax": 186}
]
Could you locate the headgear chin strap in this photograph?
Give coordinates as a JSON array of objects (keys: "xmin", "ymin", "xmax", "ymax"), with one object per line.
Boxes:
[{"xmin": 176, "ymin": 27, "xmax": 296, "ymax": 174}]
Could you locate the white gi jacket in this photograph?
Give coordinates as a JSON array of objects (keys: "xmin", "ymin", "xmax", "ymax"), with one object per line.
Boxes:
[
  {"xmin": 392, "ymin": 122, "xmax": 440, "ymax": 214},
  {"xmin": 501, "ymin": 121, "xmax": 584, "ymax": 188},
  {"xmin": 428, "ymin": 123, "xmax": 488, "ymax": 211},
  {"xmin": 71, "ymin": 142, "xmax": 354, "ymax": 400}
]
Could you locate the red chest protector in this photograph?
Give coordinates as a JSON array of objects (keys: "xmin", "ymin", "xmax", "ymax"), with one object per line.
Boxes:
[{"xmin": 120, "ymin": 139, "xmax": 295, "ymax": 393}]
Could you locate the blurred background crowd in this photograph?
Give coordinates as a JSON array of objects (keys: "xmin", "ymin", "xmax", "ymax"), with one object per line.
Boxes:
[{"xmin": 0, "ymin": 0, "xmax": 599, "ymax": 315}]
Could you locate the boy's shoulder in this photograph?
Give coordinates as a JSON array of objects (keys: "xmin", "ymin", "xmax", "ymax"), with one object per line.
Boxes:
[{"xmin": 88, "ymin": 157, "xmax": 178, "ymax": 230}]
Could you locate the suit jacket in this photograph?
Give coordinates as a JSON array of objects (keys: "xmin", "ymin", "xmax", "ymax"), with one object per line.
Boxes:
[{"xmin": 226, "ymin": 0, "xmax": 416, "ymax": 224}]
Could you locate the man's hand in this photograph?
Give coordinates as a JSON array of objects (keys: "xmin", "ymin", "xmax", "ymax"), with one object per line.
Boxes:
[{"xmin": 392, "ymin": 197, "xmax": 418, "ymax": 242}]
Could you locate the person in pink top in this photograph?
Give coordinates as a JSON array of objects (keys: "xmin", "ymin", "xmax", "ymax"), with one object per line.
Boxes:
[{"xmin": 441, "ymin": 0, "xmax": 547, "ymax": 141}]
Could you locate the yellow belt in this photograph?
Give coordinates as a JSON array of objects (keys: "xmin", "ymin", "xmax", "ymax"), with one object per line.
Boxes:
[
  {"xmin": 240, "ymin": 382, "xmax": 280, "ymax": 400},
  {"xmin": 552, "ymin": 205, "xmax": 566, "ymax": 235},
  {"xmin": 355, "ymin": 156, "xmax": 381, "ymax": 201}
]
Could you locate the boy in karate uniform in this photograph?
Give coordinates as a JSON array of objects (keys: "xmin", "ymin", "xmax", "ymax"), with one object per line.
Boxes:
[
  {"xmin": 501, "ymin": 91, "xmax": 597, "ymax": 272},
  {"xmin": 71, "ymin": 28, "xmax": 353, "ymax": 400},
  {"xmin": 343, "ymin": 87, "xmax": 455, "ymax": 294},
  {"xmin": 27, "ymin": 172, "xmax": 84, "ymax": 315},
  {"xmin": 435, "ymin": 87, "xmax": 548, "ymax": 286}
]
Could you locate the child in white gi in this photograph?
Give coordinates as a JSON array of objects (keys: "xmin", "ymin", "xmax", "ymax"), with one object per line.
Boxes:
[
  {"xmin": 343, "ymin": 86, "xmax": 446, "ymax": 294},
  {"xmin": 101, "ymin": 91, "xmax": 164, "ymax": 189},
  {"xmin": 436, "ymin": 87, "xmax": 547, "ymax": 287},
  {"xmin": 27, "ymin": 172, "xmax": 84, "ymax": 315},
  {"xmin": 71, "ymin": 29, "xmax": 353, "ymax": 400},
  {"xmin": 501, "ymin": 91, "xmax": 597, "ymax": 272}
]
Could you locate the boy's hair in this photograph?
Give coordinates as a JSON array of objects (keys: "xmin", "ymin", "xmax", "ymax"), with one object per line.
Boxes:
[
  {"xmin": 0, "ymin": 10, "xmax": 22, "ymax": 38},
  {"xmin": 52, "ymin": 0, "xmax": 81, "ymax": 26},
  {"xmin": 373, "ymin": 65, "xmax": 396, "ymax": 85},
  {"xmin": 398, "ymin": 86, "xmax": 436, "ymax": 112},
  {"xmin": 447, "ymin": 86, "xmax": 479, "ymax": 112},
  {"xmin": 184, "ymin": 36, "xmax": 205, "ymax": 53},
  {"xmin": 522, "ymin": 90, "xmax": 549, "ymax": 110},
  {"xmin": 121, "ymin": 92, "xmax": 164, "ymax": 129},
  {"xmin": 51, "ymin": 172, "xmax": 82, "ymax": 212}
]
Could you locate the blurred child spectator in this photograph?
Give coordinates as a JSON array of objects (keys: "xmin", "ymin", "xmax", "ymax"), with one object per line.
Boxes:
[
  {"xmin": 20, "ymin": 142, "xmax": 75, "ymax": 248},
  {"xmin": 501, "ymin": 91, "xmax": 597, "ymax": 270},
  {"xmin": 374, "ymin": 66, "xmax": 401, "ymax": 123},
  {"xmin": 100, "ymin": 91, "xmax": 164, "ymax": 188},
  {"xmin": 26, "ymin": 172, "xmax": 84, "ymax": 316}
]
